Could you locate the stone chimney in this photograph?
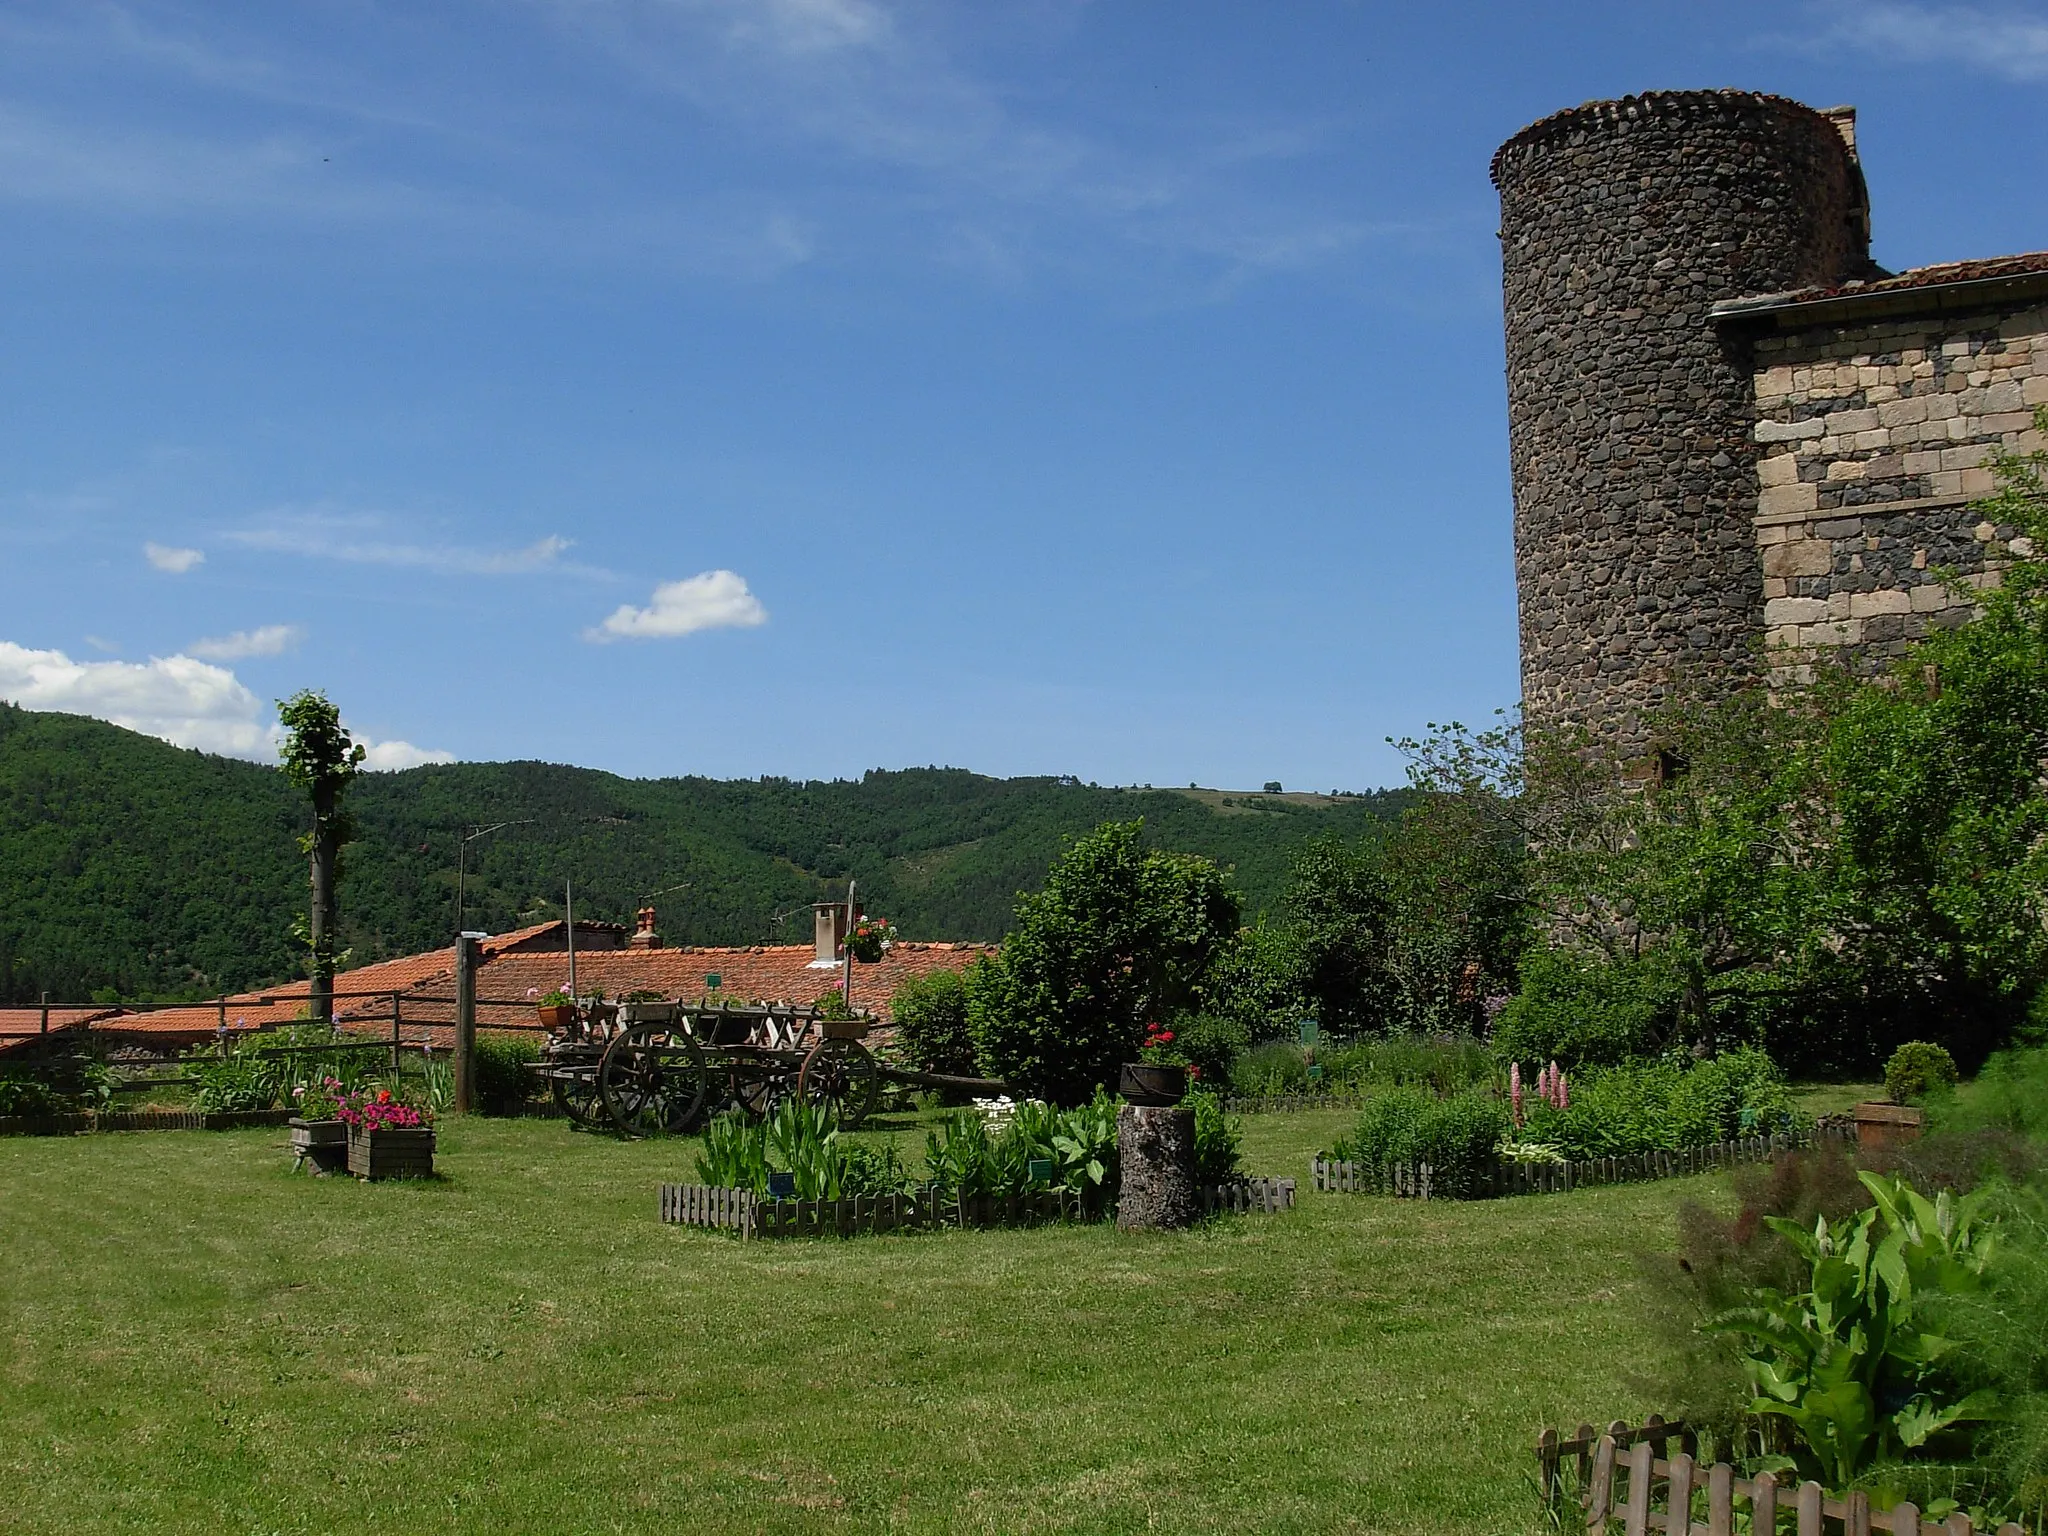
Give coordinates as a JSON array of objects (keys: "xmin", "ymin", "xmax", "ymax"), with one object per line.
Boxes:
[
  {"xmin": 812, "ymin": 901, "xmax": 858, "ymax": 962},
  {"xmin": 629, "ymin": 905, "xmax": 662, "ymax": 950}
]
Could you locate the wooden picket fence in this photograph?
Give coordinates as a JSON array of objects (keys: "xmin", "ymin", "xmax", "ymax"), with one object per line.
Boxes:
[
  {"xmin": 1574, "ymin": 1432, "xmax": 2025, "ymax": 1536},
  {"xmin": 1198, "ymin": 1175, "xmax": 1296, "ymax": 1215},
  {"xmin": 660, "ymin": 1175, "xmax": 1296, "ymax": 1239},
  {"xmin": 1313, "ymin": 1123, "xmax": 1855, "ymax": 1201},
  {"xmin": 1541, "ymin": 1417, "xmax": 1697, "ymax": 1511},
  {"xmin": 0, "ymin": 1107, "xmax": 295, "ymax": 1137},
  {"xmin": 658, "ymin": 1183, "xmax": 1096, "ymax": 1238}
]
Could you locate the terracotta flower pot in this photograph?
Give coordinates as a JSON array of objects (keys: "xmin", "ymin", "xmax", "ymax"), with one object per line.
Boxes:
[
  {"xmin": 537, "ymin": 1004, "xmax": 576, "ymax": 1029},
  {"xmin": 1119, "ymin": 1062, "xmax": 1188, "ymax": 1106}
]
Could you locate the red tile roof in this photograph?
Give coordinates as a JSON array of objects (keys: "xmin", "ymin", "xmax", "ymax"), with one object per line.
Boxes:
[
  {"xmin": 77, "ymin": 924, "xmax": 993, "ymax": 1049},
  {"xmin": 0, "ymin": 1006, "xmax": 123, "ymax": 1055},
  {"xmin": 89, "ymin": 921, "xmax": 614, "ymax": 1042},
  {"xmin": 1715, "ymin": 251, "xmax": 2048, "ymax": 318}
]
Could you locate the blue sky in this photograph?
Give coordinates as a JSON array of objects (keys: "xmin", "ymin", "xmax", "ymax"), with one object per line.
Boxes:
[{"xmin": 1, "ymin": 2, "xmax": 2043, "ymax": 786}]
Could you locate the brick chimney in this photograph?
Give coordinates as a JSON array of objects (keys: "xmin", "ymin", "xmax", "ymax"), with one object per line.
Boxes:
[{"xmin": 629, "ymin": 905, "xmax": 662, "ymax": 950}]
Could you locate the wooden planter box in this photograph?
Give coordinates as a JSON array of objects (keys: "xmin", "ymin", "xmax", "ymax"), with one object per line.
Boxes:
[
  {"xmin": 290, "ymin": 1117, "xmax": 349, "ymax": 1174},
  {"xmin": 347, "ymin": 1125, "xmax": 436, "ymax": 1180},
  {"xmin": 821, "ymin": 1017, "xmax": 870, "ymax": 1041},
  {"xmin": 1853, "ymin": 1100, "xmax": 1925, "ymax": 1153}
]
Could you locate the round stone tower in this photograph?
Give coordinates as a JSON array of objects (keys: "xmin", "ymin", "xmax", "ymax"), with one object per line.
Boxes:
[{"xmin": 1492, "ymin": 90, "xmax": 1874, "ymax": 748}]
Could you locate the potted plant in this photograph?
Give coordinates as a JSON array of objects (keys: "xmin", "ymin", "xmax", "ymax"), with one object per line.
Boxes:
[
  {"xmin": 337, "ymin": 1086, "xmax": 437, "ymax": 1180},
  {"xmin": 843, "ymin": 916, "xmax": 895, "ymax": 964},
  {"xmin": 288, "ymin": 1074, "xmax": 350, "ymax": 1174},
  {"xmin": 1120, "ymin": 1022, "xmax": 1189, "ymax": 1106},
  {"xmin": 536, "ymin": 989, "xmax": 577, "ymax": 1030}
]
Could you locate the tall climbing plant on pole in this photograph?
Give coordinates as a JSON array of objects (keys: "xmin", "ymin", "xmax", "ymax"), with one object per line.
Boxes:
[{"xmin": 277, "ymin": 691, "xmax": 365, "ymax": 1025}]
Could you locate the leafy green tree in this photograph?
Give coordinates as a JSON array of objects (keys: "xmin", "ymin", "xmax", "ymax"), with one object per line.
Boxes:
[
  {"xmin": 967, "ymin": 820, "xmax": 1239, "ymax": 1103},
  {"xmin": 1286, "ymin": 833, "xmax": 1396, "ymax": 1034},
  {"xmin": 1283, "ymin": 713, "xmax": 1533, "ymax": 1036},
  {"xmin": 277, "ymin": 691, "xmax": 365, "ymax": 1023}
]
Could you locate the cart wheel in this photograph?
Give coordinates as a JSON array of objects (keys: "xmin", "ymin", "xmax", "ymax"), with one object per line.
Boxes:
[
  {"xmin": 734, "ymin": 1071, "xmax": 790, "ymax": 1122},
  {"xmin": 550, "ymin": 1072, "xmax": 609, "ymax": 1131},
  {"xmin": 797, "ymin": 1037, "xmax": 878, "ymax": 1130},
  {"xmin": 599, "ymin": 1022, "xmax": 710, "ymax": 1139}
]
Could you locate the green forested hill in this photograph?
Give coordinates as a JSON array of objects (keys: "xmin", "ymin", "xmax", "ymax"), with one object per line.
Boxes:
[{"xmin": 0, "ymin": 703, "xmax": 1407, "ymax": 1003}]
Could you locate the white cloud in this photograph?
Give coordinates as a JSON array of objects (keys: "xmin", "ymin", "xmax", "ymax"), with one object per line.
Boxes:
[
  {"xmin": 230, "ymin": 512, "xmax": 585, "ymax": 576},
  {"xmin": 0, "ymin": 639, "xmax": 453, "ymax": 769},
  {"xmin": 187, "ymin": 623, "xmax": 306, "ymax": 661},
  {"xmin": 1804, "ymin": 2, "xmax": 2048, "ymax": 79},
  {"xmin": 0, "ymin": 640, "xmax": 276, "ymax": 757},
  {"xmin": 360, "ymin": 737, "xmax": 456, "ymax": 770},
  {"xmin": 585, "ymin": 570, "xmax": 768, "ymax": 641},
  {"xmin": 144, "ymin": 541, "xmax": 204, "ymax": 573}
]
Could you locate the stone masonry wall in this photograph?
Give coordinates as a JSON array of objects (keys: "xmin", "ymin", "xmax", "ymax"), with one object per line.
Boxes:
[
  {"xmin": 1493, "ymin": 91, "xmax": 1871, "ymax": 748},
  {"xmin": 1751, "ymin": 302, "xmax": 2048, "ymax": 680}
]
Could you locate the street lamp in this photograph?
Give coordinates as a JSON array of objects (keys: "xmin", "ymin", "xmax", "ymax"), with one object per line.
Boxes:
[{"xmin": 456, "ymin": 820, "xmax": 533, "ymax": 933}]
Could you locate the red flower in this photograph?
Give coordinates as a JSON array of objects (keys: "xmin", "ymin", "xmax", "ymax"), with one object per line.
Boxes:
[
  {"xmin": 1187, "ymin": 1065, "xmax": 1202, "ymax": 1078},
  {"xmin": 1157, "ymin": 1030, "xmax": 1174, "ymax": 1043},
  {"xmin": 376, "ymin": 1089, "xmax": 392, "ymax": 1104}
]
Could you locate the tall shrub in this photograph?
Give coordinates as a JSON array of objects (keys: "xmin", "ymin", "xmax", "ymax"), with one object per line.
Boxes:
[
  {"xmin": 967, "ymin": 822, "xmax": 1238, "ymax": 1104},
  {"xmin": 889, "ymin": 970, "xmax": 976, "ymax": 1080}
]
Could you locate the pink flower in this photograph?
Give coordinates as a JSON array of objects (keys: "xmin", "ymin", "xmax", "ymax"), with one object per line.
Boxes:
[{"xmin": 1510, "ymin": 1063, "xmax": 1523, "ymax": 1128}]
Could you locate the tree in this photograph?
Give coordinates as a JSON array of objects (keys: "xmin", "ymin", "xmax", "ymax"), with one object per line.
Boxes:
[
  {"xmin": 1502, "ymin": 408, "xmax": 2048, "ymax": 1071},
  {"xmin": 277, "ymin": 691, "xmax": 365, "ymax": 1024},
  {"xmin": 967, "ymin": 820, "xmax": 1239, "ymax": 1103}
]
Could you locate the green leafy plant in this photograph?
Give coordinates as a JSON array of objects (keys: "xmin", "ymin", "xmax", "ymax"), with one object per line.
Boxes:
[
  {"xmin": 694, "ymin": 1102, "xmax": 913, "ymax": 1202},
  {"xmin": 185, "ymin": 1044, "xmax": 282, "ymax": 1113},
  {"xmin": 1517, "ymin": 1048, "xmax": 1800, "ymax": 1160},
  {"xmin": 0, "ymin": 1066, "xmax": 60, "ymax": 1117},
  {"xmin": 537, "ymin": 990, "xmax": 575, "ymax": 1009},
  {"xmin": 1189, "ymin": 1090, "xmax": 1243, "ymax": 1182},
  {"xmin": 1328, "ymin": 1087, "xmax": 1507, "ymax": 1197},
  {"xmin": 1707, "ymin": 1171, "xmax": 2000, "ymax": 1489},
  {"xmin": 1887, "ymin": 1041, "xmax": 1960, "ymax": 1105},
  {"xmin": 923, "ymin": 1091, "xmax": 1118, "ymax": 1207},
  {"xmin": 890, "ymin": 970, "xmax": 975, "ymax": 1080},
  {"xmin": 473, "ymin": 1036, "xmax": 542, "ymax": 1115},
  {"xmin": 695, "ymin": 1110, "xmax": 770, "ymax": 1191},
  {"xmin": 1493, "ymin": 945, "xmax": 1687, "ymax": 1067}
]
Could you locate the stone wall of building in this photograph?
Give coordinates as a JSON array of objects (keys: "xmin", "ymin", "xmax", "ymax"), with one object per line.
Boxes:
[
  {"xmin": 1492, "ymin": 91, "xmax": 1874, "ymax": 748},
  {"xmin": 1745, "ymin": 298, "xmax": 2048, "ymax": 680}
]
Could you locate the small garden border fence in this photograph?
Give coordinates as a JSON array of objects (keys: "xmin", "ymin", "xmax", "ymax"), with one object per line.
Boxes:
[
  {"xmin": 1313, "ymin": 1124, "xmax": 1855, "ymax": 1200},
  {"xmin": 1574, "ymin": 1431, "xmax": 2025, "ymax": 1536},
  {"xmin": 659, "ymin": 1175, "xmax": 1295, "ymax": 1239},
  {"xmin": 0, "ymin": 1108, "xmax": 295, "ymax": 1137}
]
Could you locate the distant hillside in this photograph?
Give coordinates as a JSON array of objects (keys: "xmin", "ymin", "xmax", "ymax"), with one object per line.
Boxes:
[{"xmin": 0, "ymin": 704, "xmax": 1408, "ymax": 1004}]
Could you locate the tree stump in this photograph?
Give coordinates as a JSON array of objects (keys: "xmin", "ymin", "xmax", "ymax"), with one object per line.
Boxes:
[{"xmin": 1116, "ymin": 1103, "xmax": 1197, "ymax": 1231}]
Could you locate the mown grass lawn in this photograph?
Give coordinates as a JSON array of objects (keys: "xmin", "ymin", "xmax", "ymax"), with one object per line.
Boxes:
[{"xmin": 0, "ymin": 1110, "xmax": 1721, "ymax": 1535}]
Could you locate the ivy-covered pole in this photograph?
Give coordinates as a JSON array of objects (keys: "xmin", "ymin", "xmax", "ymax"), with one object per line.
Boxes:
[{"xmin": 277, "ymin": 691, "xmax": 365, "ymax": 1026}]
